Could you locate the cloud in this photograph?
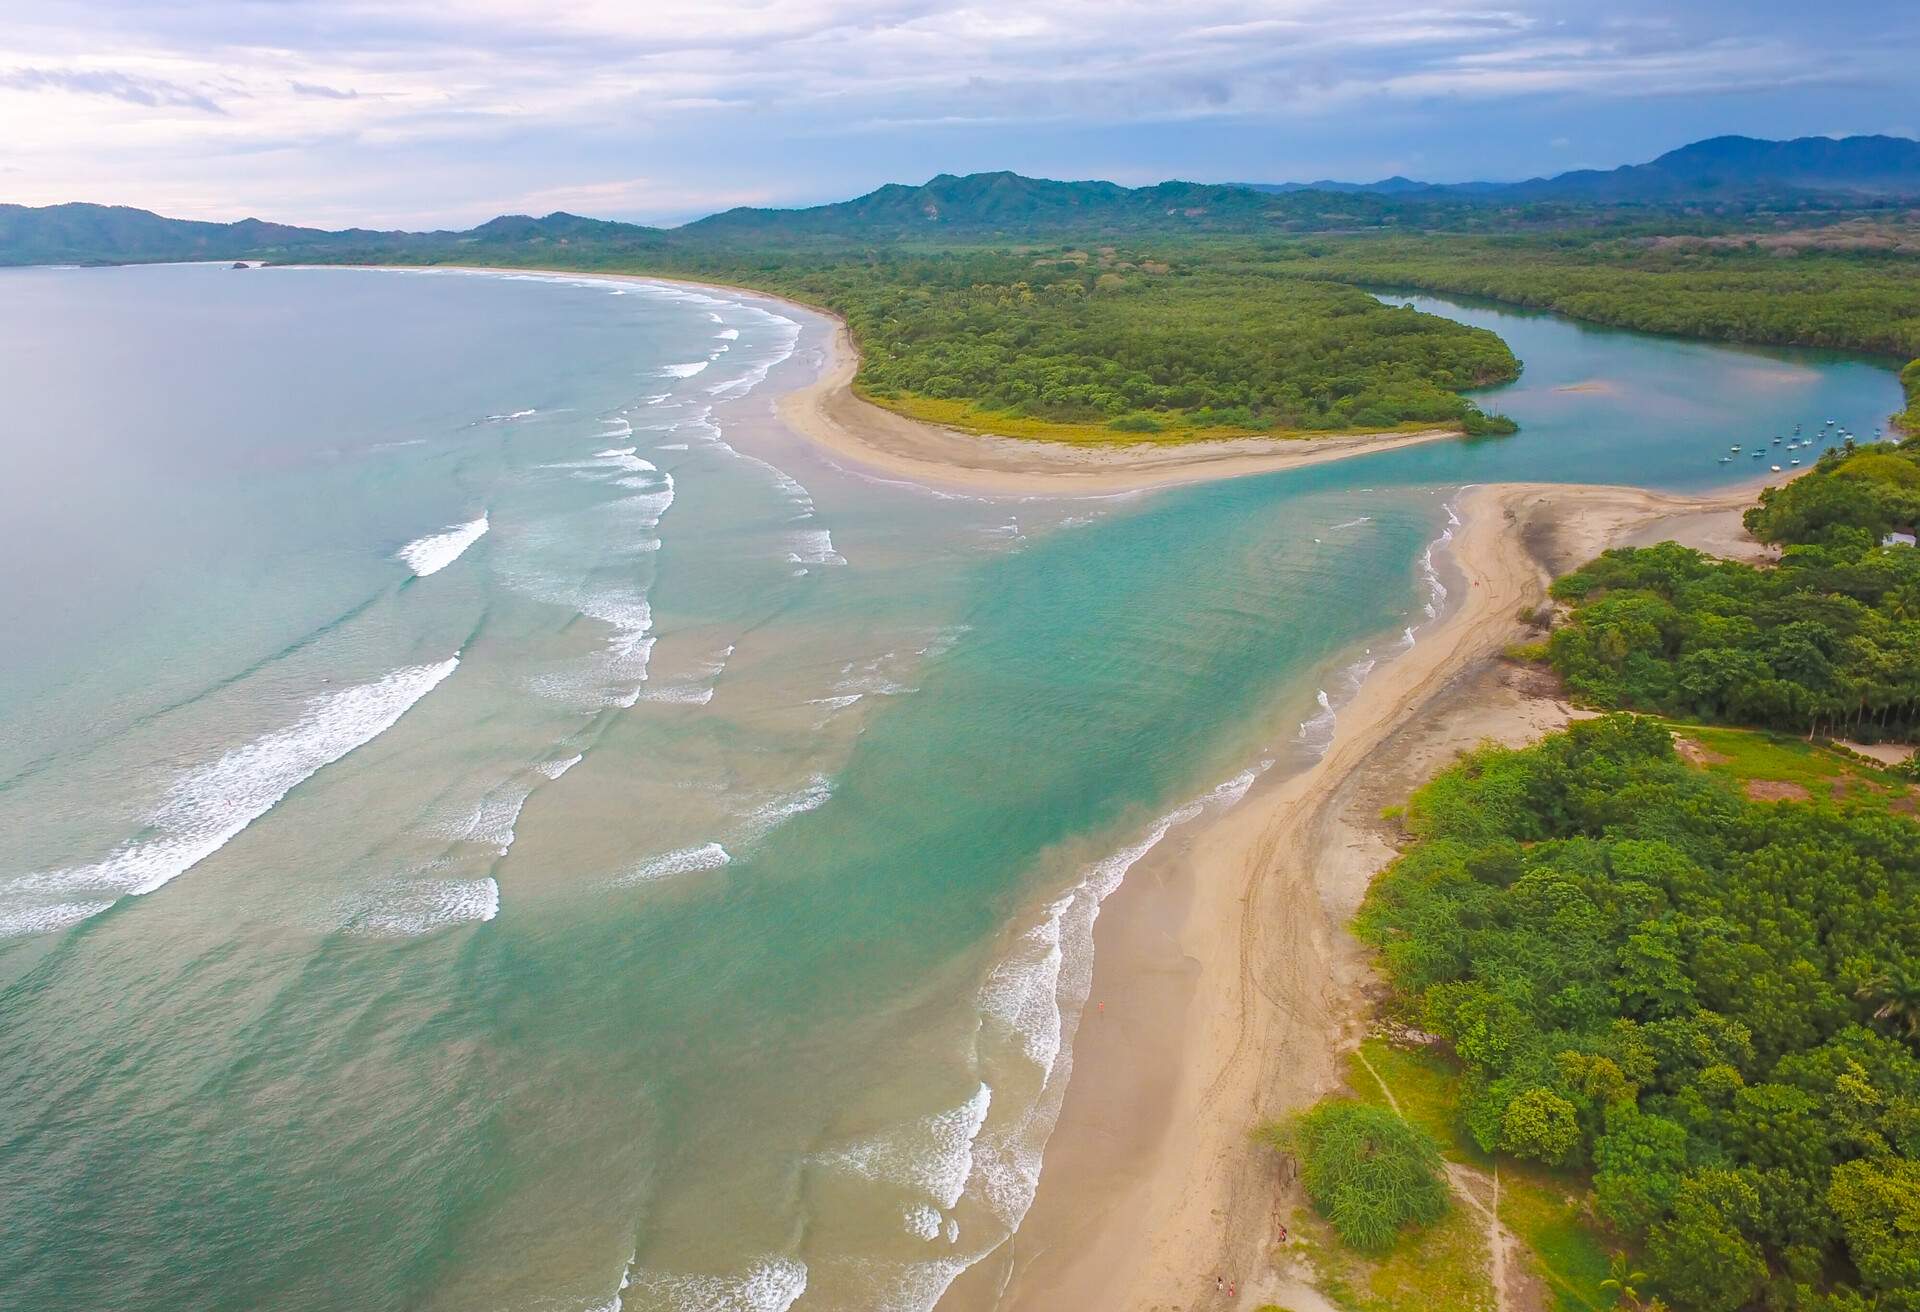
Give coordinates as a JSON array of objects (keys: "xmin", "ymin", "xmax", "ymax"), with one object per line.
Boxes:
[
  {"xmin": 0, "ymin": 65, "xmax": 225, "ymax": 114},
  {"xmin": 290, "ymin": 80, "xmax": 358, "ymax": 100},
  {"xmin": 0, "ymin": 1, "xmax": 1912, "ymax": 226}
]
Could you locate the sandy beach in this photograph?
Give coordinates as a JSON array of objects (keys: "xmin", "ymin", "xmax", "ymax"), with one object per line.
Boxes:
[{"xmin": 982, "ymin": 475, "xmax": 1792, "ymax": 1312}]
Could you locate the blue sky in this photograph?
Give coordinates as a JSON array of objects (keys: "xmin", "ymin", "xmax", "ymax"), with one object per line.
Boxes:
[{"xmin": 2, "ymin": 1, "xmax": 1916, "ymax": 228}]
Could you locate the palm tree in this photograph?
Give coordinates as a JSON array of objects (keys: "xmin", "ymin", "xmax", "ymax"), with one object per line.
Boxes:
[
  {"xmin": 1600, "ymin": 1251, "xmax": 1649, "ymax": 1309},
  {"xmin": 1855, "ymin": 968, "xmax": 1920, "ymax": 1041}
]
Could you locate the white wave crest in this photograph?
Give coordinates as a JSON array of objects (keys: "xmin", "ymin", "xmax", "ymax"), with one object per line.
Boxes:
[
  {"xmin": 616, "ymin": 842, "xmax": 731, "ymax": 885},
  {"xmin": 19, "ymin": 657, "xmax": 459, "ymax": 906},
  {"xmin": 537, "ymin": 754, "xmax": 583, "ymax": 779},
  {"xmin": 0, "ymin": 900, "xmax": 117, "ymax": 940},
  {"xmin": 786, "ymin": 529, "xmax": 845, "ymax": 567},
  {"xmin": 398, "ymin": 514, "xmax": 489, "ymax": 577},
  {"xmin": 621, "ymin": 1257, "xmax": 806, "ymax": 1312},
  {"xmin": 826, "ymin": 1084, "xmax": 993, "ymax": 1210},
  {"xmin": 661, "ymin": 361, "xmax": 709, "ymax": 378},
  {"xmin": 345, "ymin": 877, "xmax": 499, "ymax": 936},
  {"xmin": 738, "ymin": 775, "xmax": 832, "ymax": 843}
]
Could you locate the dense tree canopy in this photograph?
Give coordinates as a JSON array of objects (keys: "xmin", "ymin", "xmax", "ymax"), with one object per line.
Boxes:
[
  {"xmin": 710, "ymin": 248, "xmax": 1522, "ymax": 438},
  {"xmin": 1280, "ymin": 1100, "xmax": 1452, "ymax": 1253},
  {"xmin": 1357, "ymin": 714, "xmax": 1920, "ymax": 1311},
  {"xmin": 1546, "ymin": 440, "xmax": 1920, "ymax": 741}
]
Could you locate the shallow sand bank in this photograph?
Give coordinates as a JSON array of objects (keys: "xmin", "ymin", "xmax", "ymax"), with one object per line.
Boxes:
[{"xmin": 985, "ymin": 477, "xmax": 1788, "ymax": 1311}]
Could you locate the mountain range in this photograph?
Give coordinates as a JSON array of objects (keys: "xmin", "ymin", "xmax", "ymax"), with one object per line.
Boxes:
[
  {"xmin": 1246, "ymin": 135, "xmax": 1920, "ymax": 203},
  {"xmin": 4, "ymin": 134, "xmax": 1917, "ymax": 266}
]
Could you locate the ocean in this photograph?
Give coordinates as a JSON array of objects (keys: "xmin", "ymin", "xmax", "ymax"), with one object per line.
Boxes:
[{"xmin": 0, "ymin": 263, "xmax": 1900, "ymax": 1310}]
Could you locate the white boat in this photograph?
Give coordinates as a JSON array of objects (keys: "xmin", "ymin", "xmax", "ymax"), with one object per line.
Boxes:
[{"xmin": 1771, "ymin": 464, "xmax": 1782, "ymax": 472}]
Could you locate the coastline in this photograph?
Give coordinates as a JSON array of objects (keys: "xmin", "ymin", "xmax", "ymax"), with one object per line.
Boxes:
[
  {"xmin": 985, "ymin": 475, "xmax": 1794, "ymax": 1311},
  {"xmin": 345, "ymin": 263, "xmax": 1473, "ymax": 497}
]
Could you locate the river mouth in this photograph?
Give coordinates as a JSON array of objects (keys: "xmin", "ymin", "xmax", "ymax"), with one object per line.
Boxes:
[{"xmin": 0, "ymin": 265, "xmax": 1902, "ymax": 1311}]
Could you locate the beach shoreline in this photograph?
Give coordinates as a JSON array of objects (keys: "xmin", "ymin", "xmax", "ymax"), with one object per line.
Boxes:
[
  {"xmin": 337, "ymin": 262, "xmax": 1474, "ymax": 497},
  {"xmin": 981, "ymin": 474, "xmax": 1794, "ymax": 1311}
]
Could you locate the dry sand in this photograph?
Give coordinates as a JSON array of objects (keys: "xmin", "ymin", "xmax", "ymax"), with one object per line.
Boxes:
[{"xmin": 981, "ymin": 478, "xmax": 1790, "ymax": 1312}]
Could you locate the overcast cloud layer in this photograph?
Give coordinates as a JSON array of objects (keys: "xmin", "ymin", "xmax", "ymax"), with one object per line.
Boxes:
[{"xmin": 2, "ymin": 0, "xmax": 1916, "ymax": 227}]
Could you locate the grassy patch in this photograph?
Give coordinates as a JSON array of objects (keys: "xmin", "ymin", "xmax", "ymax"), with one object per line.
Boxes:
[
  {"xmin": 1664, "ymin": 721, "xmax": 1917, "ymax": 813},
  {"xmin": 1287, "ymin": 1201, "xmax": 1495, "ymax": 1312},
  {"xmin": 1345, "ymin": 1039, "xmax": 1614, "ymax": 1312},
  {"xmin": 859, "ymin": 389, "xmax": 1454, "ymax": 448},
  {"xmin": 1346, "ymin": 1040, "xmax": 1487, "ymax": 1165},
  {"xmin": 1498, "ymin": 1166, "xmax": 1613, "ymax": 1312}
]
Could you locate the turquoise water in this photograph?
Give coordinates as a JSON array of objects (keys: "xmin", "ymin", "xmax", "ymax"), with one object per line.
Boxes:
[{"xmin": 0, "ymin": 266, "xmax": 1901, "ymax": 1311}]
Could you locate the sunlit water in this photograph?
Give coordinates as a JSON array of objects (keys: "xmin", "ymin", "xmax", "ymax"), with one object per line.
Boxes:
[{"xmin": 0, "ymin": 265, "xmax": 1900, "ymax": 1310}]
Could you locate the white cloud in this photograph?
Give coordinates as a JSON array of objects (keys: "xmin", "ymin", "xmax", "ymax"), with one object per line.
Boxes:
[{"xmin": 0, "ymin": 0, "xmax": 1910, "ymax": 225}]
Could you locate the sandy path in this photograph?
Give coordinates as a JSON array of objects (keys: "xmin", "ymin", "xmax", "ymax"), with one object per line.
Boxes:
[{"xmin": 988, "ymin": 478, "xmax": 1786, "ymax": 1312}]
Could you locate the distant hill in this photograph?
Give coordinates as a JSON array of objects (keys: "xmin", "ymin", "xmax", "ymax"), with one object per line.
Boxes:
[
  {"xmin": 5, "ymin": 135, "xmax": 1917, "ymax": 266},
  {"xmin": 680, "ymin": 170, "xmax": 1416, "ymax": 238},
  {"xmin": 1501, "ymin": 134, "xmax": 1920, "ymax": 201},
  {"xmin": 1249, "ymin": 135, "xmax": 1920, "ymax": 204},
  {"xmin": 0, "ymin": 204, "xmax": 674, "ymax": 266}
]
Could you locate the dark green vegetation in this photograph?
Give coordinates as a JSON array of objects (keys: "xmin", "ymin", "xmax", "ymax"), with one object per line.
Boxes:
[
  {"xmin": 1358, "ymin": 714, "xmax": 1920, "ymax": 1312},
  {"xmin": 1258, "ymin": 229, "xmax": 1920, "ymax": 360},
  {"xmin": 1546, "ymin": 438, "xmax": 1920, "ymax": 740},
  {"xmin": 738, "ymin": 250, "xmax": 1520, "ymax": 436},
  {"xmin": 1273, "ymin": 1101, "xmax": 1452, "ymax": 1253}
]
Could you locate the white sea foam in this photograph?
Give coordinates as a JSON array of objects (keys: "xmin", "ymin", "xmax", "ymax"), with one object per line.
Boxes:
[
  {"xmin": 537, "ymin": 754, "xmax": 583, "ymax": 779},
  {"xmin": 706, "ymin": 317, "xmax": 802, "ymax": 400},
  {"xmin": 20, "ymin": 657, "xmax": 459, "ymax": 906},
  {"xmin": 1330, "ymin": 515, "xmax": 1374, "ymax": 530},
  {"xmin": 398, "ymin": 514, "xmax": 489, "ymax": 576},
  {"xmin": 486, "ymin": 408, "xmax": 537, "ymax": 421},
  {"xmin": 738, "ymin": 775, "xmax": 833, "ymax": 842},
  {"xmin": 621, "ymin": 1257, "xmax": 807, "ymax": 1312},
  {"xmin": 827, "ymin": 1084, "xmax": 993, "ymax": 1210},
  {"xmin": 717, "ymin": 328, "xmax": 740, "ymax": 340},
  {"xmin": 661, "ymin": 361, "xmax": 709, "ymax": 378},
  {"xmin": 0, "ymin": 900, "xmax": 117, "ymax": 940},
  {"xmin": 806, "ymin": 692, "xmax": 864, "ymax": 711},
  {"xmin": 1421, "ymin": 500, "xmax": 1461, "ymax": 619},
  {"xmin": 786, "ymin": 528, "xmax": 845, "ymax": 567},
  {"xmin": 346, "ymin": 877, "xmax": 499, "ymax": 936},
  {"xmin": 616, "ymin": 842, "xmax": 731, "ymax": 885},
  {"xmin": 446, "ymin": 788, "xmax": 530, "ymax": 856},
  {"xmin": 1297, "ymin": 655, "xmax": 1379, "ymax": 753},
  {"xmin": 657, "ymin": 442, "xmax": 689, "ymax": 451}
]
